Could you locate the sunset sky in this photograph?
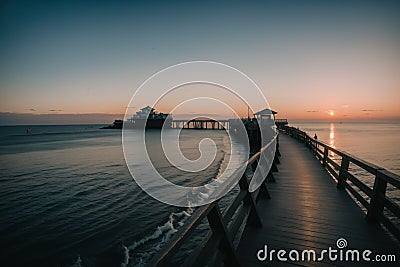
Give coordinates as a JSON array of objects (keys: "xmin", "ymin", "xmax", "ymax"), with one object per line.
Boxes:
[{"xmin": 1, "ymin": 0, "xmax": 399, "ymax": 124}]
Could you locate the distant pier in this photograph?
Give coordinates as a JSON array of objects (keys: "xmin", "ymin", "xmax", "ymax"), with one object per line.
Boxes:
[
  {"xmin": 171, "ymin": 117, "xmax": 288, "ymax": 130},
  {"xmin": 171, "ymin": 119, "xmax": 230, "ymax": 130}
]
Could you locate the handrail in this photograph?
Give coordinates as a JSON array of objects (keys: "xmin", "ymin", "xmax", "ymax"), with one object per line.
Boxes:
[
  {"xmin": 280, "ymin": 125, "xmax": 400, "ymax": 241},
  {"xmin": 146, "ymin": 137, "xmax": 280, "ymax": 266}
]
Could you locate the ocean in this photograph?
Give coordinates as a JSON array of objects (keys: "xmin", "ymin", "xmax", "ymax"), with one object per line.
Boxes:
[
  {"xmin": 0, "ymin": 122, "xmax": 399, "ymax": 266},
  {"xmin": 290, "ymin": 122, "xmax": 400, "ymax": 175},
  {"xmin": 0, "ymin": 125, "xmax": 246, "ymax": 267}
]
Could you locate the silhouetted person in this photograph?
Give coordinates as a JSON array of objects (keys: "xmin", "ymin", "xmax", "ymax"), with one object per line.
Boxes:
[{"xmin": 314, "ymin": 133, "xmax": 318, "ymax": 150}]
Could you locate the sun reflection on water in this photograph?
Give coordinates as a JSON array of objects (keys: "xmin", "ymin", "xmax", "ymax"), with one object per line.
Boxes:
[{"xmin": 329, "ymin": 123, "xmax": 335, "ymax": 156}]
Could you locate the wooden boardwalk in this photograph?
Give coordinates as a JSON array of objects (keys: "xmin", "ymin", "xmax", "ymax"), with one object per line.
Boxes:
[{"xmin": 236, "ymin": 134, "xmax": 399, "ymax": 266}]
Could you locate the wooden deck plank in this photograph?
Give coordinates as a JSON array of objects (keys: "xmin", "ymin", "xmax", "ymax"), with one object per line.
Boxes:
[{"xmin": 236, "ymin": 134, "xmax": 399, "ymax": 266}]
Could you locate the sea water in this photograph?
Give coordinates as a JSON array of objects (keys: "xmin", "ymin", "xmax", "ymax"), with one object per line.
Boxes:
[
  {"xmin": 290, "ymin": 122, "xmax": 400, "ymax": 175},
  {"xmin": 0, "ymin": 125, "xmax": 248, "ymax": 266}
]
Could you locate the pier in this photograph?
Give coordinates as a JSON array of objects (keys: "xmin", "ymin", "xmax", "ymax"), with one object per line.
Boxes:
[
  {"xmin": 171, "ymin": 118, "xmax": 287, "ymax": 130},
  {"xmin": 172, "ymin": 119, "xmax": 230, "ymax": 130},
  {"xmin": 147, "ymin": 125, "xmax": 400, "ymax": 266},
  {"xmin": 171, "ymin": 108, "xmax": 286, "ymax": 130}
]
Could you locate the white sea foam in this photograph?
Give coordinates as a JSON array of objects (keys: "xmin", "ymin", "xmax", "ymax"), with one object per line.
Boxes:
[
  {"xmin": 124, "ymin": 207, "xmax": 194, "ymax": 266},
  {"xmin": 69, "ymin": 255, "xmax": 82, "ymax": 267},
  {"xmin": 120, "ymin": 245, "xmax": 129, "ymax": 267}
]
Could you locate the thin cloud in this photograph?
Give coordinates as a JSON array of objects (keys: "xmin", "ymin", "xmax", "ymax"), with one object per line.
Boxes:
[
  {"xmin": 29, "ymin": 108, "xmax": 36, "ymax": 112},
  {"xmin": 48, "ymin": 109, "xmax": 64, "ymax": 112},
  {"xmin": 306, "ymin": 110, "xmax": 318, "ymax": 113},
  {"xmin": 342, "ymin": 105, "xmax": 351, "ymax": 108},
  {"xmin": 0, "ymin": 112, "xmax": 124, "ymax": 125},
  {"xmin": 181, "ymin": 113, "xmax": 220, "ymax": 116},
  {"xmin": 362, "ymin": 109, "xmax": 382, "ymax": 112}
]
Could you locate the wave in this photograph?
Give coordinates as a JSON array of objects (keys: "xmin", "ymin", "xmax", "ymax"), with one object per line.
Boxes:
[
  {"xmin": 123, "ymin": 207, "xmax": 194, "ymax": 267},
  {"xmin": 215, "ymin": 150, "xmax": 227, "ymax": 179},
  {"xmin": 69, "ymin": 256, "xmax": 82, "ymax": 267},
  {"xmin": 121, "ymin": 142, "xmax": 236, "ymax": 266},
  {"xmin": 121, "ymin": 246, "xmax": 129, "ymax": 267},
  {"xmin": 11, "ymin": 129, "xmax": 102, "ymax": 138}
]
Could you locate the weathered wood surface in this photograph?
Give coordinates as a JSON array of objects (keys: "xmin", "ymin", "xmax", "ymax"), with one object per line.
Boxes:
[
  {"xmin": 236, "ymin": 134, "xmax": 399, "ymax": 266},
  {"xmin": 280, "ymin": 125, "xmax": 400, "ymax": 240}
]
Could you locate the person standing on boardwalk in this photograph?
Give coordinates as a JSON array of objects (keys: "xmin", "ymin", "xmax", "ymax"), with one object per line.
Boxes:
[{"xmin": 314, "ymin": 133, "xmax": 318, "ymax": 149}]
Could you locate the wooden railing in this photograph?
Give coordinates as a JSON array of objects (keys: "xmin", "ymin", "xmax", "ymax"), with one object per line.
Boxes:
[
  {"xmin": 274, "ymin": 119, "xmax": 288, "ymax": 127},
  {"xmin": 274, "ymin": 119, "xmax": 288, "ymax": 124},
  {"xmin": 146, "ymin": 140, "xmax": 280, "ymax": 267},
  {"xmin": 280, "ymin": 125, "xmax": 400, "ymax": 241}
]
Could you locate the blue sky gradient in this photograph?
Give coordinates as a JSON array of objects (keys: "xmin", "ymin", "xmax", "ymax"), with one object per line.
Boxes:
[{"xmin": 1, "ymin": 0, "xmax": 399, "ymax": 123}]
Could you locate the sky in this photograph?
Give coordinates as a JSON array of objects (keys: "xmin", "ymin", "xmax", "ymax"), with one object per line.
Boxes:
[{"xmin": 0, "ymin": 0, "xmax": 399, "ymax": 124}]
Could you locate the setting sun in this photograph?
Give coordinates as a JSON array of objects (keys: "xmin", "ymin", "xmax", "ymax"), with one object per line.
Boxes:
[{"xmin": 330, "ymin": 111, "xmax": 334, "ymax": 116}]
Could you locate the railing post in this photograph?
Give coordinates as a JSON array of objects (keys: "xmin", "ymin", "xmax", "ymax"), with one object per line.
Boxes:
[
  {"xmin": 238, "ymin": 173, "xmax": 265, "ymax": 225},
  {"xmin": 274, "ymin": 152, "xmax": 280, "ymax": 165},
  {"xmin": 312, "ymin": 140, "xmax": 316, "ymax": 154},
  {"xmin": 337, "ymin": 156, "xmax": 349, "ymax": 189},
  {"xmin": 308, "ymin": 136, "xmax": 312, "ymax": 150},
  {"xmin": 366, "ymin": 170, "xmax": 387, "ymax": 223},
  {"xmin": 207, "ymin": 205, "xmax": 241, "ymax": 267},
  {"xmin": 251, "ymin": 157, "xmax": 258, "ymax": 172},
  {"xmin": 247, "ymin": 150, "xmax": 273, "ymax": 198},
  {"xmin": 258, "ymin": 179, "xmax": 272, "ymax": 199},
  {"xmin": 271, "ymin": 161, "xmax": 278, "ymax": 172},
  {"xmin": 266, "ymin": 170, "xmax": 275, "ymax": 184},
  {"xmin": 322, "ymin": 146, "xmax": 328, "ymax": 166}
]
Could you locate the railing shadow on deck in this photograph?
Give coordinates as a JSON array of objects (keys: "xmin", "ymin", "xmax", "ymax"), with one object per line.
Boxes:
[
  {"xmin": 146, "ymin": 138, "xmax": 280, "ymax": 267},
  {"xmin": 280, "ymin": 125, "xmax": 400, "ymax": 242}
]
